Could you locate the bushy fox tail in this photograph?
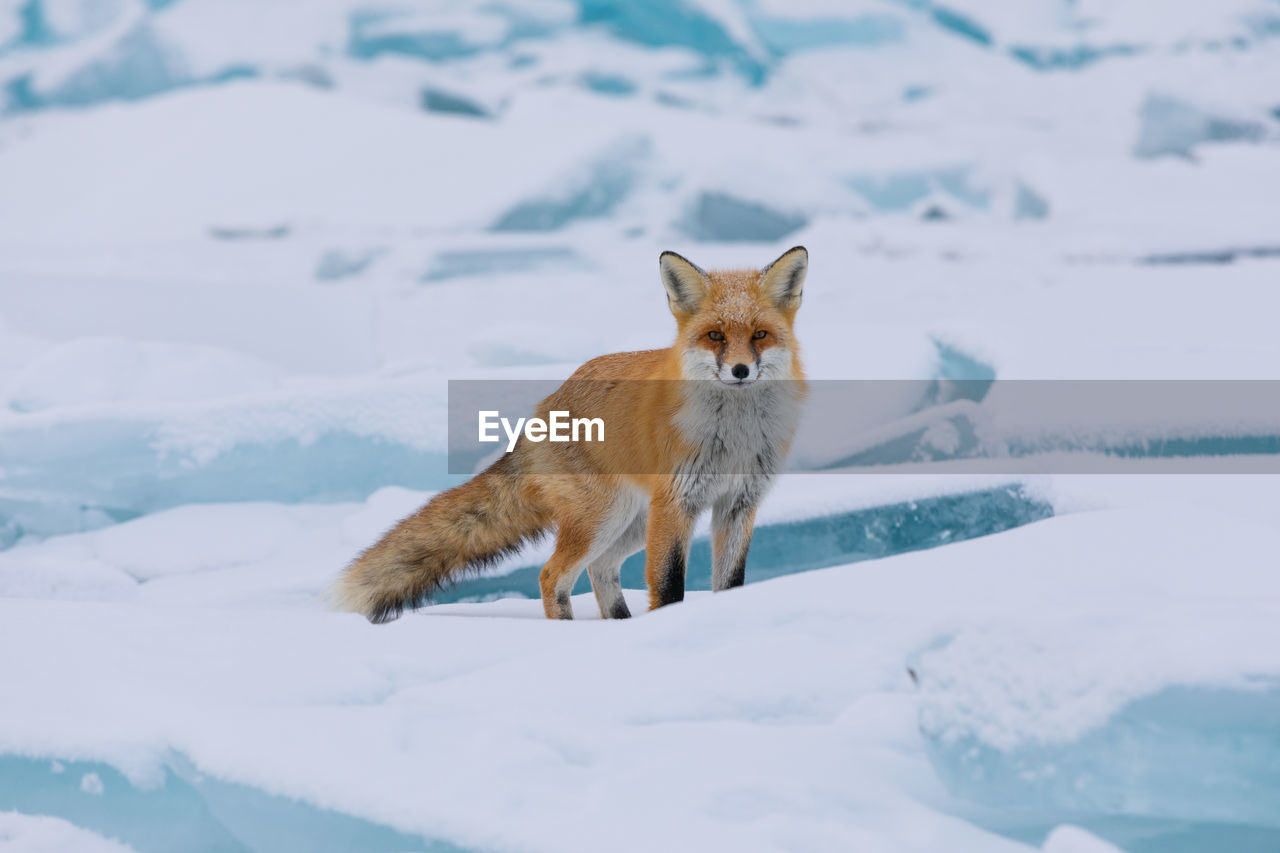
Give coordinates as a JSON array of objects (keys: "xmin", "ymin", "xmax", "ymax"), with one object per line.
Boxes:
[{"xmin": 331, "ymin": 454, "xmax": 549, "ymax": 623}]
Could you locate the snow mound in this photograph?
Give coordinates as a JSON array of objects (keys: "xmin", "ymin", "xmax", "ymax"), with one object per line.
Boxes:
[
  {"xmin": 0, "ymin": 811, "xmax": 136, "ymax": 853},
  {"xmin": 3, "ymin": 501, "xmax": 1279, "ymax": 852},
  {"xmin": 2, "ymin": 338, "xmax": 281, "ymax": 412},
  {"xmin": 911, "ymin": 507, "xmax": 1280, "ymax": 851},
  {"xmin": 0, "ymin": 758, "xmax": 456, "ymax": 853}
]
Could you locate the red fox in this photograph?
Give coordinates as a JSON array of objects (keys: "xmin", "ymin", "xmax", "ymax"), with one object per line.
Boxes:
[{"xmin": 333, "ymin": 246, "xmax": 808, "ymax": 621}]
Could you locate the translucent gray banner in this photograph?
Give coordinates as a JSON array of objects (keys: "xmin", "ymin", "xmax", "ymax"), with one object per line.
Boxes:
[{"xmin": 447, "ymin": 380, "xmax": 1280, "ymax": 475}]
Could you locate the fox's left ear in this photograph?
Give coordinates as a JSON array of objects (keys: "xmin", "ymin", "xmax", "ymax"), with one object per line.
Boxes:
[{"xmin": 760, "ymin": 246, "xmax": 807, "ymax": 310}]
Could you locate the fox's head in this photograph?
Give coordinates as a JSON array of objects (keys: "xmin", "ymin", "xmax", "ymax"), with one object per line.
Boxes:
[{"xmin": 659, "ymin": 246, "xmax": 806, "ymax": 387}]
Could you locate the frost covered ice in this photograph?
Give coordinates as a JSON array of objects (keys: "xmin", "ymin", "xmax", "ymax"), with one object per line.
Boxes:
[
  {"xmin": 913, "ymin": 504, "xmax": 1280, "ymax": 852},
  {"xmin": 3, "ymin": 486, "xmax": 1280, "ymax": 852},
  {"xmin": 3, "ymin": 0, "xmax": 1280, "ymax": 850},
  {"xmin": 0, "ymin": 811, "xmax": 137, "ymax": 853}
]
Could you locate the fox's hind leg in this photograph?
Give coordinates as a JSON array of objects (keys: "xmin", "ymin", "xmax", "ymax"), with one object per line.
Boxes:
[
  {"xmin": 539, "ymin": 525, "xmax": 593, "ymax": 620},
  {"xmin": 587, "ymin": 513, "xmax": 646, "ymax": 619},
  {"xmin": 539, "ymin": 488, "xmax": 644, "ymax": 619}
]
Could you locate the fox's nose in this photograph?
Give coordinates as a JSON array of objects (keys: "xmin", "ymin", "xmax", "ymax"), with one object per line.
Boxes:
[{"xmin": 731, "ymin": 363, "xmax": 750, "ymax": 380}]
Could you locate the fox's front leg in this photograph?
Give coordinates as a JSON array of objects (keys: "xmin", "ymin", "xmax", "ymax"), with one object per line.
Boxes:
[
  {"xmin": 644, "ymin": 495, "xmax": 696, "ymax": 610},
  {"xmin": 711, "ymin": 493, "xmax": 757, "ymax": 591}
]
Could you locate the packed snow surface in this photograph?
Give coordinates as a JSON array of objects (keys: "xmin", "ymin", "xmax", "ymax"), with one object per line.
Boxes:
[
  {"xmin": 3, "ymin": 484, "xmax": 1280, "ymax": 852},
  {"xmin": 0, "ymin": 812, "xmax": 137, "ymax": 853},
  {"xmin": 3, "ymin": 0, "xmax": 1280, "ymax": 850}
]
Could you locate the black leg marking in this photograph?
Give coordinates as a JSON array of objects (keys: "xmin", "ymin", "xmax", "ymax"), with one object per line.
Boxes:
[
  {"xmin": 655, "ymin": 542, "xmax": 686, "ymax": 607},
  {"xmin": 726, "ymin": 551, "xmax": 747, "ymax": 589},
  {"xmin": 555, "ymin": 590, "xmax": 572, "ymax": 619},
  {"xmin": 608, "ymin": 600, "xmax": 632, "ymax": 619}
]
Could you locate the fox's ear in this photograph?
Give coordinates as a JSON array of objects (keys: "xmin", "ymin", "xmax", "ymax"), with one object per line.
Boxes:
[
  {"xmin": 659, "ymin": 251, "xmax": 710, "ymax": 317},
  {"xmin": 760, "ymin": 246, "xmax": 807, "ymax": 310}
]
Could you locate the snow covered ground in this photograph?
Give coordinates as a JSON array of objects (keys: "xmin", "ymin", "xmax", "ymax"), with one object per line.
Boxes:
[{"xmin": 2, "ymin": 1, "xmax": 1279, "ymax": 851}]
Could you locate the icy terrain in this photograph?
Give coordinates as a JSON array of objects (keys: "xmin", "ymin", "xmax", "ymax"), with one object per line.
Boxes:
[{"xmin": 2, "ymin": 1, "xmax": 1280, "ymax": 851}]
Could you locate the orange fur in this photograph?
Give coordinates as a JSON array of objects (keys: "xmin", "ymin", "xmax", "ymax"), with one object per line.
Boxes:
[{"xmin": 331, "ymin": 247, "xmax": 808, "ymax": 620}]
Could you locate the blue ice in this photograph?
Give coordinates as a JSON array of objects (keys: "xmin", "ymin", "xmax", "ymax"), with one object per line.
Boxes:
[
  {"xmin": 438, "ymin": 484, "xmax": 1054, "ymax": 604},
  {"xmin": 492, "ymin": 136, "xmax": 649, "ymax": 231},
  {"xmin": 0, "ymin": 755, "xmax": 468, "ymax": 853},
  {"xmin": 923, "ymin": 682, "xmax": 1280, "ymax": 853},
  {"xmin": 680, "ymin": 191, "xmax": 808, "ymax": 242}
]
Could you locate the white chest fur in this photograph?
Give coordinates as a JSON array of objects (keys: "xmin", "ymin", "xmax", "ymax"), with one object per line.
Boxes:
[{"xmin": 671, "ymin": 380, "xmax": 803, "ymax": 512}]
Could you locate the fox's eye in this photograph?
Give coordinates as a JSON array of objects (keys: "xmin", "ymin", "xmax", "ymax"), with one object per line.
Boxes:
[
  {"xmin": 707, "ymin": 330, "xmax": 725, "ymax": 342},
  {"xmin": 753, "ymin": 330, "xmax": 768, "ymax": 340}
]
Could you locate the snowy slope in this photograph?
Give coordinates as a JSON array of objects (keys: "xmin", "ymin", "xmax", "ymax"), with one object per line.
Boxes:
[
  {"xmin": 2, "ymin": 493, "xmax": 1279, "ymax": 852},
  {"xmin": 3, "ymin": 1, "xmax": 1280, "ymax": 851},
  {"xmin": 0, "ymin": 812, "xmax": 136, "ymax": 853}
]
